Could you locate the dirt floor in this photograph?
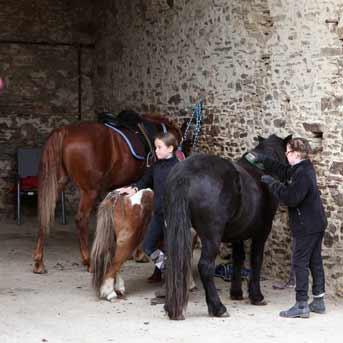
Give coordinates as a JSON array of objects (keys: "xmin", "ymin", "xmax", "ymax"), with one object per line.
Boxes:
[{"xmin": 0, "ymin": 217, "xmax": 342, "ymax": 343}]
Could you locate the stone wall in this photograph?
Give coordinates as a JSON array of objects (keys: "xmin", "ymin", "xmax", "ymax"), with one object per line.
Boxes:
[
  {"xmin": 94, "ymin": 0, "xmax": 343, "ymax": 295},
  {"xmin": 0, "ymin": 0, "xmax": 95, "ymax": 215}
]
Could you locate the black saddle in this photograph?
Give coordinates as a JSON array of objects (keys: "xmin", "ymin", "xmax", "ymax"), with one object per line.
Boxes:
[{"xmin": 98, "ymin": 110, "xmax": 161, "ymax": 160}]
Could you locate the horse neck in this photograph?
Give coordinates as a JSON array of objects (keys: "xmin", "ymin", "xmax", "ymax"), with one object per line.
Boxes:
[{"xmin": 236, "ymin": 157, "xmax": 263, "ymax": 179}]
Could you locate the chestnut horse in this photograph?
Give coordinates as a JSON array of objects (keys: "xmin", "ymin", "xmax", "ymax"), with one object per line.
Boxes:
[
  {"xmin": 91, "ymin": 189, "xmax": 197, "ymax": 301},
  {"xmin": 92, "ymin": 189, "xmax": 154, "ymax": 300},
  {"xmin": 33, "ymin": 113, "xmax": 182, "ymax": 274}
]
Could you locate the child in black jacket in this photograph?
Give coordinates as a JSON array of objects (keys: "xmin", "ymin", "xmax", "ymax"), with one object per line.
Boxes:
[
  {"xmin": 117, "ymin": 131, "xmax": 179, "ymax": 272},
  {"xmin": 254, "ymin": 137, "xmax": 327, "ymax": 318}
]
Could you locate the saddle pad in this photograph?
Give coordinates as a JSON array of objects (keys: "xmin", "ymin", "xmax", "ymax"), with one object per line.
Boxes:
[{"xmin": 105, "ymin": 124, "xmax": 147, "ymax": 160}]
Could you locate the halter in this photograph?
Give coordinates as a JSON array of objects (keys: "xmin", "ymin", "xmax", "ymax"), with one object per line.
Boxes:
[{"xmin": 243, "ymin": 152, "xmax": 265, "ymax": 171}]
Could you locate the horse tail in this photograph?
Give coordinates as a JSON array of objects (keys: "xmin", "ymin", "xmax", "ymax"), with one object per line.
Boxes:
[
  {"xmin": 91, "ymin": 197, "xmax": 117, "ymax": 295},
  {"xmin": 165, "ymin": 177, "xmax": 192, "ymax": 320},
  {"xmin": 38, "ymin": 128, "xmax": 66, "ymax": 235}
]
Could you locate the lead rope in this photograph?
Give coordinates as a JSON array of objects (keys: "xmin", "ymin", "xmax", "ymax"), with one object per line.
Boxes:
[{"xmin": 181, "ymin": 99, "xmax": 204, "ymax": 152}]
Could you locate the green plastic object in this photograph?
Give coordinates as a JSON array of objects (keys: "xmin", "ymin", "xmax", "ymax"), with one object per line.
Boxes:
[{"xmin": 243, "ymin": 152, "xmax": 265, "ymax": 170}]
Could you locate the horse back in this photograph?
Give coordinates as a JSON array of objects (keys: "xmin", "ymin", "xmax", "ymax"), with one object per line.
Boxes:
[
  {"xmin": 60, "ymin": 122, "xmax": 145, "ymax": 189},
  {"xmin": 113, "ymin": 189, "xmax": 154, "ymax": 249},
  {"xmin": 169, "ymin": 154, "xmax": 269, "ymax": 241}
]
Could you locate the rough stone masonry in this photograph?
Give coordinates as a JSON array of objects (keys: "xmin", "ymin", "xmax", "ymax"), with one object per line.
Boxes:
[{"xmin": 94, "ymin": 0, "xmax": 343, "ymax": 296}]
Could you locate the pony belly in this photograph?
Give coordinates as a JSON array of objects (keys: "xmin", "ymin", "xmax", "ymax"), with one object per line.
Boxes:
[{"xmin": 221, "ymin": 219, "xmax": 262, "ymax": 242}]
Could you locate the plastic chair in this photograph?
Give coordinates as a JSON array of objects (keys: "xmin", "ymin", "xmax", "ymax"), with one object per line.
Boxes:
[{"xmin": 16, "ymin": 147, "xmax": 66, "ymax": 225}]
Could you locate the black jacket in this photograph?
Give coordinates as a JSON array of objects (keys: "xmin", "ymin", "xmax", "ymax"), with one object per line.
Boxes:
[
  {"xmin": 263, "ymin": 158, "xmax": 327, "ymax": 237},
  {"xmin": 134, "ymin": 156, "xmax": 179, "ymax": 215}
]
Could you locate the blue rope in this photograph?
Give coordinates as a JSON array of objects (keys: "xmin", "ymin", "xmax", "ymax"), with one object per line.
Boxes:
[{"xmin": 182, "ymin": 100, "xmax": 204, "ymax": 151}]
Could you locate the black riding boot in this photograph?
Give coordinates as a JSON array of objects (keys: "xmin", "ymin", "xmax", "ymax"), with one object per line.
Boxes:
[
  {"xmin": 309, "ymin": 296, "xmax": 326, "ymax": 314},
  {"xmin": 279, "ymin": 301, "xmax": 310, "ymax": 318}
]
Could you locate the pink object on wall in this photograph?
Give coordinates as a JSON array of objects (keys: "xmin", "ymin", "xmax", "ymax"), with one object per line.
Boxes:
[{"xmin": 0, "ymin": 77, "xmax": 4, "ymax": 92}]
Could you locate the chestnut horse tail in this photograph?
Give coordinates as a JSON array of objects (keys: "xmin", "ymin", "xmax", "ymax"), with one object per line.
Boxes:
[
  {"xmin": 38, "ymin": 128, "xmax": 67, "ymax": 235},
  {"xmin": 165, "ymin": 177, "xmax": 192, "ymax": 320},
  {"xmin": 91, "ymin": 198, "xmax": 117, "ymax": 295}
]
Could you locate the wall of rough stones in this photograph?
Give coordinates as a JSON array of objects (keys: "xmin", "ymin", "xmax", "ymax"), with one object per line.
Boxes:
[
  {"xmin": 94, "ymin": 0, "xmax": 343, "ymax": 295},
  {"xmin": 0, "ymin": 0, "xmax": 95, "ymax": 215}
]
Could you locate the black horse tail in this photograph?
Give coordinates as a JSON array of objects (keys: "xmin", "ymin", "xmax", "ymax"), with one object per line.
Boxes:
[
  {"xmin": 91, "ymin": 197, "xmax": 117, "ymax": 295},
  {"xmin": 165, "ymin": 177, "xmax": 193, "ymax": 320}
]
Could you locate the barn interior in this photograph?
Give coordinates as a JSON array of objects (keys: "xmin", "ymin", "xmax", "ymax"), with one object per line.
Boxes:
[{"xmin": 0, "ymin": 0, "xmax": 343, "ymax": 298}]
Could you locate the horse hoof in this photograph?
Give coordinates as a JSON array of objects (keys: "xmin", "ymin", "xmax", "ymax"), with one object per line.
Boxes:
[
  {"xmin": 33, "ymin": 263, "xmax": 47, "ymax": 274},
  {"xmin": 174, "ymin": 314, "xmax": 185, "ymax": 321},
  {"xmin": 134, "ymin": 255, "xmax": 149, "ymax": 263},
  {"xmin": 230, "ymin": 294, "xmax": 244, "ymax": 301},
  {"xmin": 251, "ymin": 299, "xmax": 267, "ymax": 306},
  {"xmin": 100, "ymin": 289, "xmax": 117, "ymax": 302},
  {"xmin": 150, "ymin": 297, "xmax": 165, "ymax": 305},
  {"xmin": 147, "ymin": 268, "xmax": 162, "ymax": 283},
  {"xmin": 106, "ymin": 297, "xmax": 115, "ymax": 303},
  {"xmin": 115, "ymin": 291, "xmax": 126, "ymax": 299},
  {"xmin": 220, "ymin": 311, "xmax": 230, "ymax": 318},
  {"xmin": 169, "ymin": 313, "xmax": 185, "ymax": 320},
  {"xmin": 82, "ymin": 257, "xmax": 90, "ymax": 268},
  {"xmin": 209, "ymin": 304, "xmax": 228, "ymax": 317},
  {"xmin": 189, "ymin": 285, "xmax": 197, "ymax": 292}
]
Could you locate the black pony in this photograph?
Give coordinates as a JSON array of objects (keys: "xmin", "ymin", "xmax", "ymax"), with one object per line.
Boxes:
[{"xmin": 164, "ymin": 134, "xmax": 292, "ymax": 320}]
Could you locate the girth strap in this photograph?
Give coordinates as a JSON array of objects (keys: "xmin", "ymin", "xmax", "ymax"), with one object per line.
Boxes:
[{"xmin": 138, "ymin": 122, "xmax": 157, "ymax": 164}]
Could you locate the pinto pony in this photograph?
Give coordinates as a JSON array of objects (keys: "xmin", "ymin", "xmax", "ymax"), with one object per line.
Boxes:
[
  {"xmin": 33, "ymin": 113, "xmax": 182, "ymax": 274},
  {"xmin": 164, "ymin": 134, "xmax": 291, "ymax": 320},
  {"xmin": 91, "ymin": 189, "xmax": 154, "ymax": 300}
]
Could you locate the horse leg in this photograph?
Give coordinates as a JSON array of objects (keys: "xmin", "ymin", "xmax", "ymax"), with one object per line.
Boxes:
[
  {"xmin": 100, "ymin": 238, "xmax": 133, "ymax": 301},
  {"xmin": 99, "ymin": 273, "xmax": 126, "ymax": 301},
  {"xmin": 189, "ymin": 270, "xmax": 197, "ymax": 291},
  {"xmin": 33, "ymin": 226, "xmax": 47, "ymax": 274},
  {"xmin": 249, "ymin": 238, "xmax": 267, "ymax": 305},
  {"xmin": 230, "ymin": 240, "xmax": 245, "ymax": 300},
  {"xmin": 114, "ymin": 273, "xmax": 126, "ymax": 297},
  {"xmin": 188, "ymin": 230, "xmax": 199, "ymax": 291},
  {"xmin": 99, "ymin": 276, "xmax": 117, "ymax": 301},
  {"xmin": 33, "ymin": 176, "xmax": 68, "ymax": 274},
  {"xmin": 198, "ymin": 239, "xmax": 228, "ymax": 317},
  {"xmin": 75, "ymin": 189, "xmax": 98, "ymax": 270},
  {"xmin": 133, "ymin": 247, "xmax": 149, "ymax": 263},
  {"xmin": 189, "ymin": 228, "xmax": 198, "ymax": 291}
]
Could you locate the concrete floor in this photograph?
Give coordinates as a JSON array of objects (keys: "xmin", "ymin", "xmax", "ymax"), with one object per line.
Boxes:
[{"xmin": 0, "ymin": 217, "xmax": 342, "ymax": 343}]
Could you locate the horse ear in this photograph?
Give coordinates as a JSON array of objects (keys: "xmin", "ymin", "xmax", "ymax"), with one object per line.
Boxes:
[
  {"xmin": 284, "ymin": 135, "xmax": 292, "ymax": 145},
  {"xmin": 257, "ymin": 135, "xmax": 265, "ymax": 143}
]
